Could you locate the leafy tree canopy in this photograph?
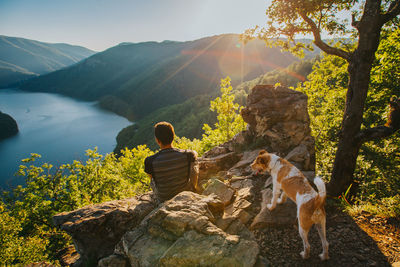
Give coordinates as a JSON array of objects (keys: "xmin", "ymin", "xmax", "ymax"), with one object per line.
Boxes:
[{"xmin": 243, "ymin": 0, "xmax": 400, "ymax": 58}]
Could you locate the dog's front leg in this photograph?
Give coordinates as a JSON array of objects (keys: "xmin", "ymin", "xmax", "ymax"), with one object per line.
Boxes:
[{"xmin": 267, "ymin": 182, "xmax": 281, "ymax": 210}]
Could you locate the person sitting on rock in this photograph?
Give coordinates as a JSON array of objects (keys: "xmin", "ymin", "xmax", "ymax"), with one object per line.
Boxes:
[{"xmin": 144, "ymin": 121, "xmax": 199, "ymax": 202}]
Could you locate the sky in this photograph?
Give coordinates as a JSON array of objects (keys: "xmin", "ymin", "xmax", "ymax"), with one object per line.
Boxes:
[{"xmin": 0, "ymin": 0, "xmax": 271, "ymax": 51}]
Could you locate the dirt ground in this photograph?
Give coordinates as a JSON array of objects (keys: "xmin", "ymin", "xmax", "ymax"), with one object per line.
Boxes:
[{"xmin": 253, "ymin": 204, "xmax": 400, "ymax": 267}]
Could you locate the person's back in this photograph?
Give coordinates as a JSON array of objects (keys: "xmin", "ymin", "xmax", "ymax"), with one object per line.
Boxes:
[
  {"xmin": 145, "ymin": 147, "xmax": 196, "ymax": 202},
  {"xmin": 144, "ymin": 121, "xmax": 198, "ymax": 202}
]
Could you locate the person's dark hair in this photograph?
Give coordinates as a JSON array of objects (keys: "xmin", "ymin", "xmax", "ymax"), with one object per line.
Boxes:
[{"xmin": 154, "ymin": 121, "xmax": 175, "ymax": 145}]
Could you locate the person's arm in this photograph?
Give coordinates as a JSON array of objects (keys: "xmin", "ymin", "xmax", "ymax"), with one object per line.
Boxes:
[
  {"xmin": 148, "ymin": 174, "xmax": 158, "ymax": 194},
  {"xmin": 189, "ymin": 161, "xmax": 200, "ymax": 193},
  {"xmin": 145, "ymin": 156, "xmax": 158, "ymax": 195},
  {"xmin": 188, "ymin": 151, "xmax": 200, "ymax": 193}
]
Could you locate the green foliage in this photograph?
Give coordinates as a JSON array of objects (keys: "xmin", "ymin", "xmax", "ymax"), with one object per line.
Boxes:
[
  {"xmin": 175, "ymin": 77, "xmax": 247, "ymax": 155},
  {"xmin": 298, "ymin": 54, "xmax": 348, "ymax": 178},
  {"xmin": 1, "ymin": 145, "xmax": 153, "ymax": 263},
  {"xmin": 0, "ymin": 200, "xmax": 48, "ymax": 265},
  {"xmin": 200, "ymin": 77, "xmax": 247, "ymax": 154},
  {"xmin": 242, "ymin": 0, "xmax": 368, "ymax": 56},
  {"xmin": 174, "ymin": 136, "xmax": 203, "ymax": 153},
  {"xmin": 347, "ymin": 195, "xmax": 400, "ymax": 218},
  {"xmin": 298, "ymin": 27, "xmax": 400, "ymax": 216}
]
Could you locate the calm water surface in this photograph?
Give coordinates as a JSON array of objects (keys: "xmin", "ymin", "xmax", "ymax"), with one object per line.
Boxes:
[{"xmin": 0, "ymin": 89, "xmax": 131, "ymax": 188}]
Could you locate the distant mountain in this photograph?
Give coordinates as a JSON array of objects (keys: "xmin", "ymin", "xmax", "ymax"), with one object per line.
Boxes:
[
  {"xmin": 0, "ymin": 35, "xmax": 96, "ymax": 87},
  {"xmin": 20, "ymin": 34, "xmax": 318, "ymax": 121}
]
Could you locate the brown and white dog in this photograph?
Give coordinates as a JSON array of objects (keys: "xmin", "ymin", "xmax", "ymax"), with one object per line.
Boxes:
[{"xmin": 251, "ymin": 150, "xmax": 329, "ymax": 260}]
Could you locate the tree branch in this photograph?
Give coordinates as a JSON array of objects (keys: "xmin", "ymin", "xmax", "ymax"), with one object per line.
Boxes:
[
  {"xmin": 356, "ymin": 125, "xmax": 398, "ymax": 143},
  {"xmin": 298, "ymin": 11, "xmax": 351, "ymax": 61},
  {"xmin": 356, "ymin": 97, "xmax": 400, "ymax": 144},
  {"xmin": 381, "ymin": 0, "xmax": 400, "ymax": 24}
]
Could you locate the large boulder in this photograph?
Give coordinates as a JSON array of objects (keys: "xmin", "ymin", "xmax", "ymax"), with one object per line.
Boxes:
[
  {"xmin": 53, "ymin": 193, "xmax": 156, "ymax": 263},
  {"xmin": 113, "ymin": 191, "xmax": 259, "ymax": 267},
  {"xmin": 198, "ymin": 152, "xmax": 242, "ymax": 182},
  {"xmin": 241, "ymin": 84, "xmax": 315, "ymax": 170}
]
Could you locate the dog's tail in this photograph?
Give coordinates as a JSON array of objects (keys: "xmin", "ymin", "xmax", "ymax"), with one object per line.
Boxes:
[{"xmin": 313, "ymin": 176, "xmax": 326, "ymax": 208}]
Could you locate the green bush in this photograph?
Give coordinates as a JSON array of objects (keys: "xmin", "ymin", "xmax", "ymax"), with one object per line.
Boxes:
[
  {"xmin": 298, "ymin": 27, "xmax": 400, "ymax": 217},
  {"xmin": 175, "ymin": 77, "xmax": 247, "ymax": 155},
  {"xmin": 1, "ymin": 146, "xmax": 153, "ymax": 264}
]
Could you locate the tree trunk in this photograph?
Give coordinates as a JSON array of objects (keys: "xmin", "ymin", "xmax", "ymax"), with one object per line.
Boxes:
[{"xmin": 327, "ymin": 3, "xmax": 383, "ymax": 196}]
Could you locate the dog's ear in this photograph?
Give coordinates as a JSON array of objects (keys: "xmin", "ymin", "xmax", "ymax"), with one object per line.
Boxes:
[
  {"xmin": 259, "ymin": 150, "xmax": 267, "ymax": 155},
  {"xmin": 259, "ymin": 154, "xmax": 269, "ymax": 165}
]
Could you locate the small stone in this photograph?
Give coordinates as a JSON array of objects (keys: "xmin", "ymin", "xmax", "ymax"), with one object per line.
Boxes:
[
  {"xmin": 232, "ymin": 209, "xmax": 252, "ymax": 224},
  {"xmin": 225, "ymin": 234, "xmax": 240, "ymax": 244},
  {"xmin": 233, "ymin": 198, "xmax": 252, "ymax": 210},
  {"xmin": 203, "ymin": 178, "xmax": 235, "ymax": 206}
]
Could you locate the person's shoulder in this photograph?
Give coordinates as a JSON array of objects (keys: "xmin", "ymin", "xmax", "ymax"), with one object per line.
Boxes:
[
  {"xmin": 174, "ymin": 148, "xmax": 198, "ymax": 161},
  {"xmin": 145, "ymin": 151, "xmax": 161, "ymax": 163}
]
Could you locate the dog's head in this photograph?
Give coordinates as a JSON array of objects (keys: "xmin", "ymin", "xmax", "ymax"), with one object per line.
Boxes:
[{"xmin": 251, "ymin": 150, "xmax": 271, "ymax": 175}]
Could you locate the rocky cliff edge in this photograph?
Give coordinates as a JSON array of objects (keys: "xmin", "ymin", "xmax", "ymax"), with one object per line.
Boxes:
[{"xmin": 53, "ymin": 85, "xmax": 315, "ymax": 266}]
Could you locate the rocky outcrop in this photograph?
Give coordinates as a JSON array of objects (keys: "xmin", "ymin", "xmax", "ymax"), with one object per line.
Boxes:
[
  {"xmin": 241, "ymin": 84, "xmax": 315, "ymax": 170},
  {"xmin": 107, "ymin": 192, "xmax": 259, "ymax": 267},
  {"xmin": 54, "ymin": 84, "xmax": 316, "ymax": 266},
  {"xmin": 53, "ymin": 193, "xmax": 156, "ymax": 263},
  {"xmin": 0, "ymin": 110, "xmax": 18, "ymax": 140}
]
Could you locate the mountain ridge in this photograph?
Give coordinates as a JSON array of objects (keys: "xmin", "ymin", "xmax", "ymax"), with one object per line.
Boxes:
[
  {"xmin": 0, "ymin": 35, "xmax": 96, "ymax": 87},
  {"xmin": 20, "ymin": 34, "xmax": 317, "ymax": 122}
]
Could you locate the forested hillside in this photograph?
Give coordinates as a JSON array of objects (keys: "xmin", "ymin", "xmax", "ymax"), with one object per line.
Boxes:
[
  {"xmin": 115, "ymin": 59, "xmax": 316, "ymax": 152},
  {"xmin": 20, "ymin": 34, "xmax": 318, "ymax": 121},
  {"xmin": 0, "ymin": 36, "xmax": 95, "ymax": 87}
]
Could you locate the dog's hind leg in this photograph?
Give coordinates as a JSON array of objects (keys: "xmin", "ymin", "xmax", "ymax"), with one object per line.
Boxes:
[
  {"xmin": 316, "ymin": 217, "xmax": 329, "ymax": 260},
  {"xmin": 277, "ymin": 191, "xmax": 287, "ymax": 204},
  {"xmin": 299, "ymin": 222, "xmax": 311, "ymax": 259},
  {"xmin": 267, "ymin": 182, "xmax": 281, "ymax": 210}
]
